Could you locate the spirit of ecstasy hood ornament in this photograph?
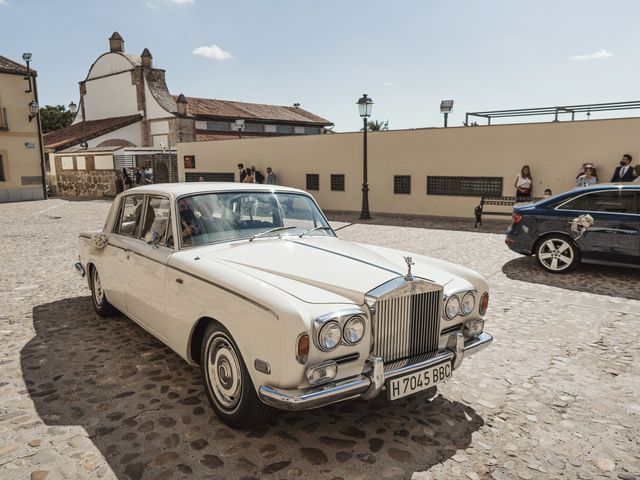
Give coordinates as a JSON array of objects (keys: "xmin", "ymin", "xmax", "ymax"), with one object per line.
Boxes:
[{"xmin": 403, "ymin": 256, "xmax": 415, "ymax": 281}]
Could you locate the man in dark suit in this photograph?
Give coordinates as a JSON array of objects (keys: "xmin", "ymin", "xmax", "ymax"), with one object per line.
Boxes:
[
  {"xmin": 237, "ymin": 163, "xmax": 246, "ymax": 182},
  {"xmin": 611, "ymin": 154, "xmax": 637, "ymax": 182}
]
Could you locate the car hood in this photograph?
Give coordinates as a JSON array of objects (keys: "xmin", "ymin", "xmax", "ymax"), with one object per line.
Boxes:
[{"xmin": 196, "ymin": 236, "xmax": 457, "ymax": 305}]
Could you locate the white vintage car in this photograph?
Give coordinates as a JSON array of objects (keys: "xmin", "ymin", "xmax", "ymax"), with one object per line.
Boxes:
[{"xmin": 76, "ymin": 183, "xmax": 492, "ymax": 428}]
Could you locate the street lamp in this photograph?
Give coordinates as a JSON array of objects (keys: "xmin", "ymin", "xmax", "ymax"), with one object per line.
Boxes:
[
  {"xmin": 440, "ymin": 100, "xmax": 454, "ymax": 127},
  {"xmin": 22, "ymin": 52, "xmax": 33, "ymax": 93},
  {"xmin": 233, "ymin": 119, "xmax": 245, "ymax": 139},
  {"xmin": 357, "ymin": 93, "xmax": 373, "ymax": 220},
  {"xmin": 69, "ymin": 101, "xmax": 77, "ymax": 115},
  {"xmin": 28, "ymin": 100, "xmax": 39, "ymax": 122}
]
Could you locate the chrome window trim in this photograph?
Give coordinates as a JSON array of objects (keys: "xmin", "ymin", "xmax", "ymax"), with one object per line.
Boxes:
[{"xmin": 554, "ymin": 188, "xmax": 640, "ymax": 217}]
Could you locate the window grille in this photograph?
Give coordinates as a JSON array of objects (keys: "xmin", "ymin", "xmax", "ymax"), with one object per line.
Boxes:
[
  {"xmin": 426, "ymin": 176, "xmax": 503, "ymax": 196},
  {"xmin": 185, "ymin": 172, "xmax": 235, "ymax": 182},
  {"xmin": 330, "ymin": 174, "xmax": 345, "ymax": 191},
  {"xmin": 206, "ymin": 121, "xmax": 232, "ymax": 131},
  {"xmin": 243, "ymin": 123, "xmax": 264, "ymax": 133},
  {"xmin": 276, "ymin": 125, "xmax": 294, "ymax": 134},
  {"xmin": 305, "ymin": 126, "xmax": 321, "ymax": 134},
  {"xmin": 306, "ymin": 174, "xmax": 319, "ymax": 190},
  {"xmin": 394, "ymin": 175, "xmax": 411, "ymax": 194}
]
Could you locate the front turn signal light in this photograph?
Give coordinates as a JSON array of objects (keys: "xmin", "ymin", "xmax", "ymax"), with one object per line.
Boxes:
[
  {"xmin": 296, "ymin": 333, "xmax": 309, "ymax": 364},
  {"xmin": 479, "ymin": 292, "xmax": 489, "ymax": 316}
]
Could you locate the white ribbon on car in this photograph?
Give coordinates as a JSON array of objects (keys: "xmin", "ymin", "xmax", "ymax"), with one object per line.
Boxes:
[
  {"xmin": 91, "ymin": 233, "xmax": 108, "ymax": 249},
  {"xmin": 569, "ymin": 214, "xmax": 594, "ymax": 241}
]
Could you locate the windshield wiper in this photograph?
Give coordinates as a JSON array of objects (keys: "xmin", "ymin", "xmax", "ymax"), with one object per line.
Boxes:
[
  {"xmin": 298, "ymin": 226, "xmax": 333, "ymax": 237},
  {"xmin": 249, "ymin": 226, "xmax": 296, "ymax": 242}
]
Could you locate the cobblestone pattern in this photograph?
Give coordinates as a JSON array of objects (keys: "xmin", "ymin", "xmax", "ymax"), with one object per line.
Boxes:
[{"xmin": 0, "ymin": 200, "xmax": 638, "ymax": 480}]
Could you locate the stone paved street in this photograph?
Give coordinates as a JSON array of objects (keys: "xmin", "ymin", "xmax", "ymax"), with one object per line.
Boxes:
[{"xmin": 1, "ymin": 199, "xmax": 639, "ymax": 480}]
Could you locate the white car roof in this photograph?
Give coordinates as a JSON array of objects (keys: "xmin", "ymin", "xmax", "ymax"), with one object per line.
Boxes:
[{"xmin": 123, "ymin": 182, "xmax": 308, "ymax": 199}]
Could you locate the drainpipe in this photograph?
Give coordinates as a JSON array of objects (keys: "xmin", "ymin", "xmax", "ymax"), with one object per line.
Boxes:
[{"xmin": 32, "ymin": 73, "xmax": 48, "ymax": 199}]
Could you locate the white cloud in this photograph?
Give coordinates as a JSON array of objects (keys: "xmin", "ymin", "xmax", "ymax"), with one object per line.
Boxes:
[
  {"xmin": 570, "ymin": 48, "xmax": 614, "ymax": 61},
  {"xmin": 192, "ymin": 44, "xmax": 233, "ymax": 61},
  {"xmin": 383, "ymin": 81, "xmax": 394, "ymax": 87},
  {"xmin": 146, "ymin": 0, "xmax": 192, "ymax": 7},
  {"xmin": 169, "ymin": 0, "xmax": 193, "ymax": 3},
  {"xmin": 0, "ymin": 0, "xmax": 8, "ymax": 6}
]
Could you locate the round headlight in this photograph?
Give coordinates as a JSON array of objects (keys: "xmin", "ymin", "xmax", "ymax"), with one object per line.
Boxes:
[
  {"xmin": 444, "ymin": 295, "xmax": 460, "ymax": 320},
  {"xmin": 461, "ymin": 292, "xmax": 475, "ymax": 316},
  {"xmin": 318, "ymin": 321, "xmax": 342, "ymax": 351},
  {"xmin": 343, "ymin": 315, "xmax": 365, "ymax": 344}
]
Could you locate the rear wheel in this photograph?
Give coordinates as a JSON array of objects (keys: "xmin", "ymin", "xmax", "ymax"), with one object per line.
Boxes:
[
  {"xmin": 90, "ymin": 266, "xmax": 118, "ymax": 316},
  {"xmin": 200, "ymin": 323, "xmax": 273, "ymax": 429},
  {"xmin": 535, "ymin": 235, "xmax": 579, "ymax": 273}
]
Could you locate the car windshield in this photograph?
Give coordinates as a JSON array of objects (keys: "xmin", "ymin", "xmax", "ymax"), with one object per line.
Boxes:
[{"xmin": 177, "ymin": 191, "xmax": 334, "ymax": 248}]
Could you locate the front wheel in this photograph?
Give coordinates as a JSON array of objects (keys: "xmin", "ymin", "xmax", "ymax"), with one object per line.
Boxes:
[
  {"xmin": 535, "ymin": 235, "xmax": 579, "ymax": 273},
  {"xmin": 200, "ymin": 323, "xmax": 273, "ymax": 429}
]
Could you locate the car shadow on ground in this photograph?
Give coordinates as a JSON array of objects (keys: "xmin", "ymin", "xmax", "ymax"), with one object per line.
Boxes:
[
  {"xmin": 502, "ymin": 256, "xmax": 640, "ymax": 300},
  {"xmin": 23, "ymin": 297, "xmax": 484, "ymax": 480},
  {"xmin": 326, "ymin": 211, "xmax": 510, "ymax": 235}
]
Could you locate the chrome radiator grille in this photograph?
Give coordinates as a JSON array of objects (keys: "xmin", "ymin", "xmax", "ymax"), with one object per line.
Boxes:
[{"xmin": 372, "ymin": 289, "xmax": 442, "ymax": 363}]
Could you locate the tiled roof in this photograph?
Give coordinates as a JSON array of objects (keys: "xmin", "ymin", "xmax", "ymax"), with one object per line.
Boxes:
[
  {"xmin": 0, "ymin": 55, "xmax": 33, "ymax": 76},
  {"xmin": 175, "ymin": 96, "xmax": 332, "ymax": 126},
  {"xmin": 43, "ymin": 114, "xmax": 142, "ymax": 151}
]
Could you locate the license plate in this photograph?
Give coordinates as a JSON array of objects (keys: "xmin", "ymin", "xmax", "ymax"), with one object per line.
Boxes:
[{"xmin": 387, "ymin": 362, "xmax": 453, "ymax": 401}]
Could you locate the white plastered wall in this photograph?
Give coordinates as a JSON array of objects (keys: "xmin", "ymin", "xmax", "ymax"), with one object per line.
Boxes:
[
  {"xmin": 83, "ymin": 72, "xmax": 140, "ymax": 121},
  {"xmin": 86, "ymin": 122, "xmax": 143, "ymax": 148},
  {"xmin": 87, "ymin": 53, "xmax": 135, "ymax": 79}
]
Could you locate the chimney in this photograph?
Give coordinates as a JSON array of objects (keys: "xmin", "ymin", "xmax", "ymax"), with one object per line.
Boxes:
[
  {"xmin": 141, "ymin": 48, "xmax": 153, "ymax": 68},
  {"xmin": 109, "ymin": 32, "xmax": 124, "ymax": 52},
  {"xmin": 176, "ymin": 94, "xmax": 188, "ymax": 115}
]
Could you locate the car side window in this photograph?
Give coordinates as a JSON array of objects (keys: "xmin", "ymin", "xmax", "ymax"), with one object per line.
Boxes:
[
  {"xmin": 559, "ymin": 191, "xmax": 637, "ymax": 214},
  {"xmin": 140, "ymin": 197, "xmax": 172, "ymax": 246},
  {"xmin": 117, "ymin": 195, "xmax": 146, "ymax": 236}
]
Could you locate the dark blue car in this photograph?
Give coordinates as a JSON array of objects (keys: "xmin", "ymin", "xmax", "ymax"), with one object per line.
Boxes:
[{"xmin": 505, "ymin": 184, "xmax": 640, "ymax": 273}]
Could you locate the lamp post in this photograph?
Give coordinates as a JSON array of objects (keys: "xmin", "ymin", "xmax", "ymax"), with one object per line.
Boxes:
[
  {"xmin": 357, "ymin": 93, "xmax": 373, "ymax": 220},
  {"xmin": 28, "ymin": 101, "xmax": 39, "ymax": 122},
  {"xmin": 440, "ymin": 99, "xmax": 454, "ymax": 127},
  {"xmin": 234, "ymin": 119, "xmax": 245, "ymax": 139}
]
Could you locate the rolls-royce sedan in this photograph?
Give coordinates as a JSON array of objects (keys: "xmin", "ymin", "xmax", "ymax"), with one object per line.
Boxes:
[
  {"xmin": 506, "ymin": 184, "xmax": 640, "ymax": 273},
  {"xmin": 75, "ymin": 183, "xmax": 493, "ymax": 428}
]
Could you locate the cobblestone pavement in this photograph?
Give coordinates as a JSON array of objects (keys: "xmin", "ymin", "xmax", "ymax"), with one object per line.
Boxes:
[{"xmin": 1, "ymin": 199, "xmax": 639, "ymax": 480}]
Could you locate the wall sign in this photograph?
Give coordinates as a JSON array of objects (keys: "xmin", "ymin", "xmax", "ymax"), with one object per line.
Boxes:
[
  {"xmin": 183, "ymin": 155, "xmax": 196, "ymax": 169},
  {"xmin": 24, "ymin": 141, "xmax": 35, "ymax": 149}
]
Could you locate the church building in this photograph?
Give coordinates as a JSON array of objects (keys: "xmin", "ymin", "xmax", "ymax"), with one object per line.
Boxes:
[{"xmin": 44, "ymin": 33, "xmax": 332, "ymax": 196}]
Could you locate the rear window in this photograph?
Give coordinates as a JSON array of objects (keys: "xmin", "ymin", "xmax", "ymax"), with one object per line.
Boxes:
[{"xmin": 558, "ymin": 190, "xmax": 637, "ymax": 214}]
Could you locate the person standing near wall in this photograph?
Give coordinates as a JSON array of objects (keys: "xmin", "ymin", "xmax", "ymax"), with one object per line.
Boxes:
[
  {"xmin": 515, "ymin": 165, "xmax": 533, "ymax": 199},
  {"xmin": 243, "ymin": 168, "xmax": 254, "ymax": 183},
  {"xmin": 122, "ymin": 168, "xmax": 132, "ymax": 190},
  {"xmin": 265, "ymin": 167, "xmax": 278, "ymax": 185},
  {"xmin": 237, "ymin": 163, "xmax": 246, "ymax": 182},
  {"xmin": 577, "ymin": 167, "xmax": 598, "ymax": 187},
  {"xmin": 610, "ymin": 154, "xmax": 636, "ymax": 182}
]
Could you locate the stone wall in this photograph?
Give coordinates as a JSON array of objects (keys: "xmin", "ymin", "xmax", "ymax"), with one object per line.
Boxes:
[{"xmin": 54, "ymin": 170, "xmax": 118, "ymax": 197}]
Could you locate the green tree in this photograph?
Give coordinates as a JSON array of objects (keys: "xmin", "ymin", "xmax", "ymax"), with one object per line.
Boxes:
[
  {"xmin": 39, "ymin": 105, "xmax": 74, "ymax": 133},
  {"xmin": 365, "ymin": 119, "xmax": 389, "ymax": 131}
]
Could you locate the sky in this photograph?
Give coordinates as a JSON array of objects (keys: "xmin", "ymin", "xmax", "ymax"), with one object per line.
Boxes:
[{"xmin": 1, "ymin": 0, "xmax": 640, "ymax": 131}]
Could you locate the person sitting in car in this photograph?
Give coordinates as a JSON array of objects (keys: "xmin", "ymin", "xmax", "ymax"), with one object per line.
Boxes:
[{"xmin": 179, "ymin": 199, "xmax": 200, "ymax": 244}]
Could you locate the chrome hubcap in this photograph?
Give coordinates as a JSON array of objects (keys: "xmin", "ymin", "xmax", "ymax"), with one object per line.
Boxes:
[
  {"xmin": 93, "ymin": 269, "xmax": 104, "ymax": 305},
  {"xmin": 206, "ymin": 334, "xmax": 242, "ymax": 411},
  {"xmin": 539, "ymin": 239, "xmax": 573, "ymax": 271}
]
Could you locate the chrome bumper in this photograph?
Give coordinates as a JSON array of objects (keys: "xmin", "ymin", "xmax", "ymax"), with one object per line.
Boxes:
[
  {"xmin": 74, "ymin": 262, "xmax": 86, "ymax": 278},
  {"xmin": 258, "ymin": 331, "xmax": 493, "ymax": 411}
]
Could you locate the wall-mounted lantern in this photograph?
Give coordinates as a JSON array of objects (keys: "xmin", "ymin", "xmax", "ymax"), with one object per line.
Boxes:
[{"xmin": 28, "ymin": 100, "xmax": 39, "ymax": 122}]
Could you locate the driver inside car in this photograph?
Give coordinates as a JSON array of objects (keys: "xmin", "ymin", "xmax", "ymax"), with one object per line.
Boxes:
[{"xmin": 178, "ymin": 198, "xmax": 200, "ymax": 245}]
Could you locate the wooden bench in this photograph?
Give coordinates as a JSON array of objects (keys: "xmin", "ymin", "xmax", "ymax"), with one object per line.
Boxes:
[{"xmin": 474, "ymin": 195, "xmax": 542, "ymax": 227}]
